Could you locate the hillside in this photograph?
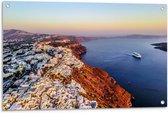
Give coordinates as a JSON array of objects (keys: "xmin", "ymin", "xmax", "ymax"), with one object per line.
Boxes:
[{"xmin": 3, "ymin": 29, "xmax": 132, "ymax": 110}]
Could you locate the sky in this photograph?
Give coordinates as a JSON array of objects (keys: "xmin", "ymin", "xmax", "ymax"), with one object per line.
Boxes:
[{"xmin": 3, "ymin": 2, "xmax": 167, "ymax": 37}]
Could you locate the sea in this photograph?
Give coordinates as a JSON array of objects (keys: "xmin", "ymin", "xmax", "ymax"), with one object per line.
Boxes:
[{"xmin": 82, "ymin": 37, "xmax": 167, "ymax": 107}]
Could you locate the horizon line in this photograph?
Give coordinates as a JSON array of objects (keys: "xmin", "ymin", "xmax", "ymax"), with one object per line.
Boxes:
[{"xmin": 3, "ymin": 28, "xmax": 167, "ymax": 38}]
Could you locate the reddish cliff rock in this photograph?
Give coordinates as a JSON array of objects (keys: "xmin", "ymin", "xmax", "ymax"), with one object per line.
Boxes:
[
  {"xmin": 38, "ymin": 36, "xmax": 132, "ymax": 108},
  {"xmin": 61, "ymin": 40, "xmax": 132, "ymax": 108},
  {"xmin": 66, "ymin": 64, "xmax": 132, "ymax": 108},
  {"xmin": 66, "ymin": 47, "xmax": 132, "ymax": 108},
  {"xmin": 66, "ymin": 43, "xmax": 86, "ymax": 59}
]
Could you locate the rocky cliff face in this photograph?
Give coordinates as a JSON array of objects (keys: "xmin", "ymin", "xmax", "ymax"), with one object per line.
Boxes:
[
  {"xmin": 66, "ymin": 46, "xmax": 132, "ymax": 108},
  {"xmin": 45, "ymin": 42, "xmax": 132, "ymax": 108},
  {"xmin": 70, "ymin": 66, "xmax": 131, "ymax": 107},
  {"xmin": 66, "ymin": 43, "xmax": 87, "ymax": 59}
]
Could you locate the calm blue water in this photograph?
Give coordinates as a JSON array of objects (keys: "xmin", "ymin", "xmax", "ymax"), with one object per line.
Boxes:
[{"xmin": 82, "ymin": 37, "xmax": 167, "ymax": 107}]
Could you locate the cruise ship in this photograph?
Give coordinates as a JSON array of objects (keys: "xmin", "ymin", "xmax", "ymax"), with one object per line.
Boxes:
[{"xmin": 132, "ymin": 52, "xmax": 142, "ymax": 59}]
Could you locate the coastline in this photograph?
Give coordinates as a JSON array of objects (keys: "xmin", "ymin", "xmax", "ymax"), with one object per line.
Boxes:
[{"xmin": 151, "ymin": 42, "xmax": 167, "ymax": 52}]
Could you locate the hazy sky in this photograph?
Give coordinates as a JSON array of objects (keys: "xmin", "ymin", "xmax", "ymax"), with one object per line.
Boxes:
[{"xmin": 3, "ymin": 2, "xmax": 167, "ymax": 36}]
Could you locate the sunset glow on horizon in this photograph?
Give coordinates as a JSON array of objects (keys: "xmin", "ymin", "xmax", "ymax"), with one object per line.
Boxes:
[{"xmin": 3, "ymin": 2, "xmax": 167, "ymax": 36}]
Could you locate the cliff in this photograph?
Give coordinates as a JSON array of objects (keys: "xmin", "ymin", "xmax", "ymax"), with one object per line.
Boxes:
[
  {"xmin": 66, "ymin": 44, "xmax": 132, "ymax": 108},
  {"xmin": 45, "ymin": 42, "xmax": 132, "ymax": 108}
]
